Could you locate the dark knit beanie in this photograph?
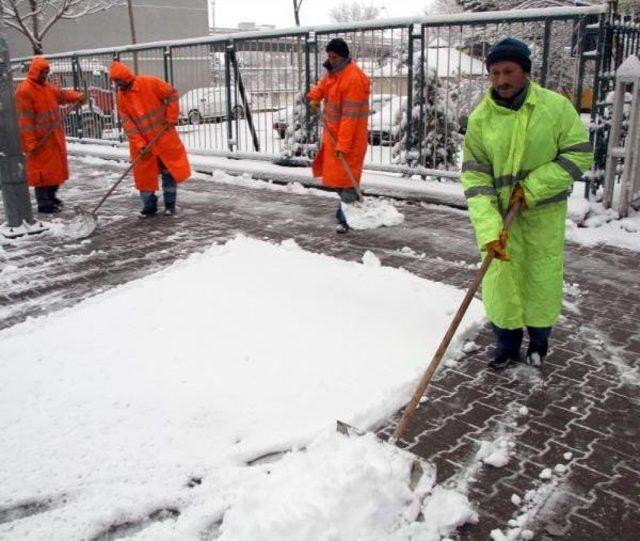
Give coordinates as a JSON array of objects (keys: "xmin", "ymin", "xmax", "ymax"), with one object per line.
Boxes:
[
  {"xmin": 485, "ymin": 37, "xmax": 532, "ymax": 73},
  {"xmin": 326, "ymin": 38, "xmax": 350, "ymax": 58}
]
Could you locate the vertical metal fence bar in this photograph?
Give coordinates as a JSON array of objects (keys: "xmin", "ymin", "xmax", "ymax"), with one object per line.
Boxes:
[
  {"xmin": 541, "ymin": 19, "xmax": 552, "ymax": 87},
  {"xmin": 405, "ymin": 24, "xmax": 414, "ymax": 161},
  {"xmin": 417, "ymin": 25, "xmax": 426, "ymax": 168},
  {"xmin": 225, "ymin": 42, "xmax": 234, "ymax": 151},
  {"xmin": 575, "ymin": 16, "xmax": 588, "ymax": 109}
]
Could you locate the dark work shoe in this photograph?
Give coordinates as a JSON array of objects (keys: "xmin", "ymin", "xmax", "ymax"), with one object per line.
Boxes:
[
  {"xmin": 139, "ymin": 207, "xmax": 157, "ymax": 218},
  {"xmin": 525, "ymin": 351, "xmax": 545, "ymax": 369},
  {"xmin": 489, "ymin": 349, "xmax": 519, "ymax": 370},
  {"xmin": 164, "ymin": 205, "xmax": 176, "ymax": 217},
  {"xmin": 38, "ymin": 205, "xmax": 62, "ymax": 214},
  {"xmin": 336, "ymin": 223, "xmax": 350, "ymax": 234},
  {"xmin": 52, "ymin": 196, "xmax": 64, "ymax": 207}
]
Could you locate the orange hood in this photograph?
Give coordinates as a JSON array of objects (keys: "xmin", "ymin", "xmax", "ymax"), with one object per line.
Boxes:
[
  {"xmin": 109, "ymin": 61, "xmax": 135, "ymax": 84},
  {"xmin": 27, "ymin": 56, "xmax": 50, "ymax": 83}
]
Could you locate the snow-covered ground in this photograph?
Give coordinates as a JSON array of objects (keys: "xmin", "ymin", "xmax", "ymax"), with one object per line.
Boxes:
[{"xmin": 0, "ymin": 236, "xmax": 484, "ymax": 539}]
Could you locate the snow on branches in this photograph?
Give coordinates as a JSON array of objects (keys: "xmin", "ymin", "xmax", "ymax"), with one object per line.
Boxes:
[
  {"xmin": 392, "ymin": 58, "xmax": 462, "ymax": 172},
  {"xmin": 2, "ymin": 0, "xmax": 125, "ymax": 54}
]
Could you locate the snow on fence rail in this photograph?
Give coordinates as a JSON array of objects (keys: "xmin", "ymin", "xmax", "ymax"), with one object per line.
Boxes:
[{"xmin": 11, "ymin": 5, "xmax": 611, "ymax": 182}]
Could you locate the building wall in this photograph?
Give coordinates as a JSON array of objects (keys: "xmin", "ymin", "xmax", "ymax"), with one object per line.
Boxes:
[{"xmin": 5, "ymin": 0, "xmax": 209, "ymax": 59}]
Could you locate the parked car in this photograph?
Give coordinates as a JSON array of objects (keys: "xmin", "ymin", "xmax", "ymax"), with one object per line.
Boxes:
[
  {"xmin": 179, "ymin": 87, "xmax": 247, "ymax": 124},
  {"xmin": 62, "ymin": 101, "xmax": 105, "ymax": 139},
  {"xmin": 272, "ymin": 94, "xmax": 396, "ymax": 140},
  {"xmin": 370, "ymin": 94, "xmax": 395, "ymax": 115},
  {"xmin": 369, "ymin": 96, "xmax": 407, "ymax": 146}
]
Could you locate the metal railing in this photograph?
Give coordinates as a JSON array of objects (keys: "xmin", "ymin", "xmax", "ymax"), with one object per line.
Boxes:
[
  {"xmin": 590, "ymin": 9, "xmax": 640, "ymax": 194},
  {"xmin": 11, "ymin": 5, "xmax": 609, "ymax": 181}
]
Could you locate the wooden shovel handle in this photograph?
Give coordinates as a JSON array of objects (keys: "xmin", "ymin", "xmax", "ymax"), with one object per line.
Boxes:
[
  {"xmin": 390, "ymin": 201, "xmax": 522, "ymax": 443},
  {"xmin": 319, "ymin": 112, "xmax": 364, "ymax": 202}
]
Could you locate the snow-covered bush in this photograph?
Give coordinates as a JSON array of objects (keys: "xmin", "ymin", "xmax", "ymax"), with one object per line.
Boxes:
[
  {"xmin": 391, "ymin": 64, "xmax": 461, "ymax": 171},
  {"xmin": 280, "ymin": 91, "xmax": 319, "ymax": 159}
]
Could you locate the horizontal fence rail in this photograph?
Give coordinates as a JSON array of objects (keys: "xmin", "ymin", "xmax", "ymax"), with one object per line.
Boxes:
[{"xmin": 11, "ymin": 5, "xmax": 613, "ymax": 183}]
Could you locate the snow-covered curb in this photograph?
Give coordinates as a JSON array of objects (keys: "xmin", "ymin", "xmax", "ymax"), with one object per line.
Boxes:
[{"xmin": 67, "ymin": 142, "xmax": 468, "ymax": 208}]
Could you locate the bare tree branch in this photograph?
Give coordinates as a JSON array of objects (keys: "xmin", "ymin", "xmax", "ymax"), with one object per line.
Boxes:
[
  {"xmin": 329, "ymin": 1, "xmax": 381, "ymax": 23},
  {"xmin": 1, "ymin": 0, "xmax": 125, "ymax": 53}
]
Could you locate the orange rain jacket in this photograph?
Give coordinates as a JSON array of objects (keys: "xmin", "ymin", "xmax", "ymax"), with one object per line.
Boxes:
[
  {"xmin": 15, "ymin": 56, "xmax": 83, "ymax": 187},
  {"xmin": 308, "ymin": 60, "xmax": 370, "ymax": 188},
  {"xmin": 109, "ymin": 61, "xmax": 190, "ymax": 192}
]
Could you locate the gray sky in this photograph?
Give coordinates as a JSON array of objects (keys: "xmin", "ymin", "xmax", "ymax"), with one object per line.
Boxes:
[{"xmin": 213, "ymin": 0, "xmax": 433, "ymax": 30}]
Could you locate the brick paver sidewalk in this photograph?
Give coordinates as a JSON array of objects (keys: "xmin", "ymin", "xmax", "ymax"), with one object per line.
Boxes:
[{"xmin": 1, "ymin": 157, "xmax": 638, "ymax": 539}]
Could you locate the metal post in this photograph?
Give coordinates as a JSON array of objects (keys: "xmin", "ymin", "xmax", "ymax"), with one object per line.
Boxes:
[
  {"xmin": 71, "ymin": 55, "xmax": 84, "ymax": 139},
  {"xmin": 304, "ymin": 33, "xmax": 313, "ymax": 149},
  {"xmin": 416, "ymin": 25, "xmax": 425, "ymax": 167},
  {"xmin": 0, "ymin": 30, "xmax": 42, "ymax": 237},
  {"xmin": 540, "ymin": 19, "xmax": 552, "ymax": 87},
  {"xmin": 224, "ymin": 42, "xmax": 235, "ymax": 151},
  {"xmin": 405, "ymin": 24, "xmax": 415, "ymax": 160},
  {"xmin": 575, "ymin": 16, "xmax": 588, "ymax": 110},
  {"xmin": 587, "ymin": 13, "xmax": 607, "ymax": 196},
  {"xmin": 163, "ymin": 46, "xmax": 172, "ymax": 85}
]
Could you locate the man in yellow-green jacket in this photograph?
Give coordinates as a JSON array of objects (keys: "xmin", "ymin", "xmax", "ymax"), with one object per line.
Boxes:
[{"xmin": 461, "ymin": 37, "xmax": 593, "ymax": 370}]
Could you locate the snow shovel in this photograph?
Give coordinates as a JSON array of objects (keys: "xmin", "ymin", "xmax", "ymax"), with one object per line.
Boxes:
[
  {"xmin": 338, "ymin": 201, "xmax": 522, "ymax": 455},
  {"xmin": 64, "ymin": 124, "xmax": 172, "ymax": 240}
]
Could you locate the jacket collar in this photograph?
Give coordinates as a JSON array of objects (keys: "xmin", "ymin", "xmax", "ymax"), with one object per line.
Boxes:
[
  {"xmin": 328, "ymin": 57, "xmax": 351, "ymax": 75},
  {"xmin": 487, "ymin": 81, "xmax": 539, "ymax": 113},
  {"xmin": 490, "ymin": 81, "xmax": 530, "ymax": 111}
]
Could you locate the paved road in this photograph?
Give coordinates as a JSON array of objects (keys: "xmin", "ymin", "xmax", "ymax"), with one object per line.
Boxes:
[{"xmin": 1, "ymin": 156, "xmax": 638, "ymax": 539}]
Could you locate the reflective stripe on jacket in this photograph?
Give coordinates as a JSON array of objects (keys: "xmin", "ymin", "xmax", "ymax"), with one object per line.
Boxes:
[
  {"xmin": 461, "ymin": 82, "xmax": 593, "ymax": 328},
  {"xmin": 111, "ymin": 62, "xmax": 190, "ymax": 191},
  {"xmin": 15, "ymin": 56, "xmax": 82, "ymax": 187},
  {"xmin": 308, "ymin": 60, "xmax": 370, "ymax": 189}
]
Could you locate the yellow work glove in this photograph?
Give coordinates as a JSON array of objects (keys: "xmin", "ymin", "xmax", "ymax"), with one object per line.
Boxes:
[
  {"xmin": 486, "ymin": 229, "xmax": 509, "ymax": 261},
  {"xmin": 309, "ymin": 100, "xmax": 321, "ymax": 113}
]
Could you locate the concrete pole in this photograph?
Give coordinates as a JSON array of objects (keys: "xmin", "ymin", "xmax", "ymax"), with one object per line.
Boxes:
[{"xmin": 0, "ymin": 8, "xmax": 39, "ymax": 237}]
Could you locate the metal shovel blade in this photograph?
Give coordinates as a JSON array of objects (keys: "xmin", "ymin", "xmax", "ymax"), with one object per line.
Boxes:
[
  {"xmin": 337, "ymin": 420, "xmax": 426, "ymax": 491},
  {"xmin": 64, "ymin": 207, "xmax": 98, "ymax": 240}
]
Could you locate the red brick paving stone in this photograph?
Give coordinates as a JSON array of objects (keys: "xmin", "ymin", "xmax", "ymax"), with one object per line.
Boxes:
[
  {"xmin": 537, "ymin": 440, "xmax": 587, "ymax": 467},
  {"xmin": 580, "ymin": 407, "xmax": 640, "ymax": 459},
  {"xmin": 2, "ymin": 157, "xmax": 640, "ymax": 537},
  {"xmin": 409, "ymin": 417, "xmax": 481, "ymax": 457},
  {"xmin": 454, "ymin": 401, "xmax": 503, "ymax": 430},
  {"xmin": 573, "ymin": 489, "xmax": 640, "ymax": 540},
  {"xmin": 563, "ymin": 514, "xmax": 612, "ymax": 541},
  {"xmin": 556, "ymin": 423, "xmax": 606, "ymax": 456},
  {"xmin": 536, "ymin": 404, "xmax": 585, "ymax": 434}
]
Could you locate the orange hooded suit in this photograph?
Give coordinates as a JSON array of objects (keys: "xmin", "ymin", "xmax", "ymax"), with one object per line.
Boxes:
[
  {"xmin": 15, "ymin": 56, "xmax": 83, "ymax": 187},
  {"xmin": 109, "ymin": 61, "xmax": 190, "ymax": 192},
  {"xmin": 308, "ymin": 60, "xmax": 370, "ymax": 188}
]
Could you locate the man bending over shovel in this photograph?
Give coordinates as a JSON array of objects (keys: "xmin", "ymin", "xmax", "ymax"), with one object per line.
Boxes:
[
  {"xmin": 308, "ymin": 38, "xmax": 370, "ymax": 234},
  {"xmin": 109, "ymin": 61, "xmax": 191, "ymax": 217}
]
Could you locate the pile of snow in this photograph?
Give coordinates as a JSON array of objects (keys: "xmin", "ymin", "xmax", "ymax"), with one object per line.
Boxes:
[
  {"xmin": 566, "ymin": 190, "xmax": 640, "ymax": 251},
  {"xmin": 342, "ymin": 198, "xmax": 405, "ymax": 230},
  {"xmin": 218, "ymin": 432, "xmax": 477, "ymax": 541},
  {"xmin": 0, "ymin": 235, "xmax": 484, "ymax": 539},
  {"xmin": 476, "ymin": 437, "xmax": 512, "ymax": 468}
]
